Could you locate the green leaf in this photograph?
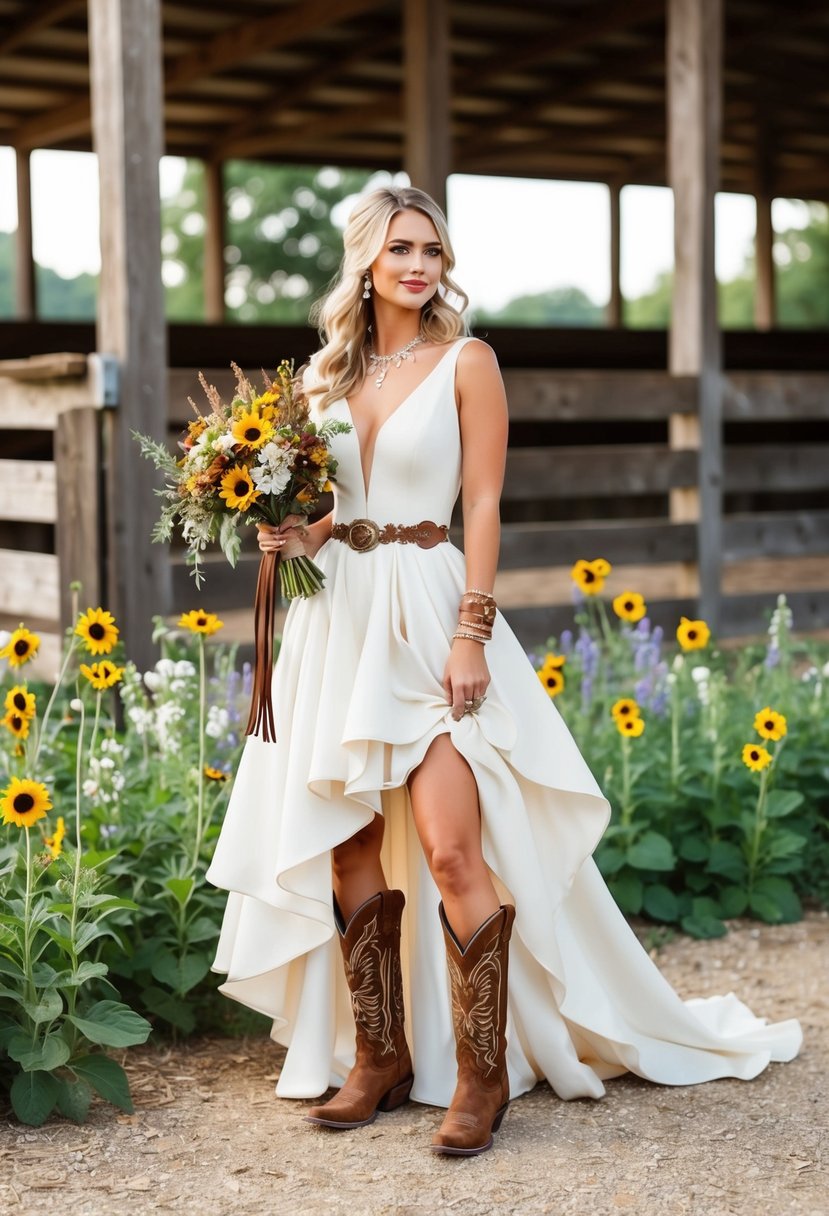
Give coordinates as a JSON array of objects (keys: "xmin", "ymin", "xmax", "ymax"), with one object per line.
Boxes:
[
  {"xmin": 764, "ymin": 790, "xmax": 805, "ymax": 819},
  {"xmin": 626, "ymin": 831, "xmax": 676, "ymax": 872},
  {"xmin": 80, "ymin": 849, "xmax": 120, "ymax": 869},
  {"xmin": 164, "ymin": 876, "xmax": 195, "ymax": 906},
  {"xmin": 150, "ymin": 949, "xmax": 211, "ymax": 995},
  {"xmin": 22, "ymin": 989, "xmax": 63, "ymax": 1024},
  {"xmin": 142, "ymin": 985, "xmax": 197, "ymax": 1034},
  {"xmin": 719, "ymin": 886, "xmax": 749, "ymax": 917},
  {"xmin": 185, "ymin": 916, "xmax": 219, "ymax": 945},
  {"xmin": 608, "ymin": 871, "xmax": 644, "ymax": 915},
  {"xmin": 7, "ymin": 1031, "xmax": 71, "ymax": 1072},
  {"xmin": 0, "ymin": 955, "xmax": 24, "ymax": 980},
  {"xmin": 31, "ymin": 962, "xmax": 59, "ymax": 987},
  {"xmin": 764, "ymin": 830, "xmax": 807, "ymax": 862},
  {"xmin": 596, "ymin": 845, "xmax": 626, "ymax": 877},
  {"xmin": 748, "ymin": 892, "xmax": 784, "ymax": 923},
  {"xmin": 677, "ymin": 835, "xmax": 709, "ymax": 863},
  {"xmin": 681, "ymin": 914, "xmax": 728, "ymax": 939},
  {"xmin": 10, "ymin": 1070, "xmax": 60, "ymax": 1126},
  {"xmin": 75, "ymin": 921, "xmax": 123, "ymax": 954},
  {"xmin": 219, "ymin": 513, "xmax": 242, "ymax": 567},
  {"xmin": 55, "ymin": 1076, "xmax": 93, "ymax": 1124},
  {"xmin": 642, "ymin": 884, "xmax": 679, "ymax": 922},
  {"xmin": 706, "ymin": 841, "xmax": 747, "ymax": 881},
  {"xmin": 753, "ymin": 876, "xmax": 802, "ymax": 922},
  {"xmin": 691, "ymin": 896, "xmax": 722, "ymax": 919},
  {"xmin": 70, "ymin": 1054, "xmax": 134, "ymax": 1113},
  {"xmin": 68, "ymin": 1001, "xmax": 152, "ymax": 1048}
]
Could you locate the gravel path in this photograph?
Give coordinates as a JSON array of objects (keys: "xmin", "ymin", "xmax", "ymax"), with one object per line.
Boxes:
[{"xmin": 2, "ymin": 913, "xmax": 826, "ymax": 1216}]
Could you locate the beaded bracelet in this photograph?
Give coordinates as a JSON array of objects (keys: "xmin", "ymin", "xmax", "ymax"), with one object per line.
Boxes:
[{"xmin": 453, "ymin": 630, "xmax": 487, "ymax": 644}]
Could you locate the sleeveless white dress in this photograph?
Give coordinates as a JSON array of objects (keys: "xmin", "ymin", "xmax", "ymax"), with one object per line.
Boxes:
[{"xmin": 206, "ymin": 337, "xmax": 801, "ymax": 1105}]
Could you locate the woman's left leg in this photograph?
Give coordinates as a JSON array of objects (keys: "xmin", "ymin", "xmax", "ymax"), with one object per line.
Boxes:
[{"xmin": 407, "ymin": 733, "xmax": 514, "ymax": 1156}]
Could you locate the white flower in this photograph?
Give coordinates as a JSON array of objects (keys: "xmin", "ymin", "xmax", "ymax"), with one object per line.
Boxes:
[
  {"xmin": 174, "ymin": 660, "xmax": 196, "ymax": 678},
  {"xmin": 128, "ymin": 706, "xmax": 154, "ymax": 734},
  {"xmin": 98, "ymin": 756, "xmax": 115, "ymax": 771},
  {"xmin": 250, "ymin": 462, "xmax": 292, "ymax": 496},
  {"xmin": 822, "ymin": 660, "xmax": 829, "ymax": 678},
  {"xmin": 691, "ymin": 666, "xmax": 710, "ymax": 683},
  {"xmin": 206, "ymin": 705, "xmax": 230, "ymax": 739},
  {"xmin": 215, "ymin": 432, "xmax": 238, "ymax": 453},
  {"xmin": 82, "ymin": 779, "xmax": 99, "ymax": 798},
  {"xmin": 70, "ymin": 698, "xmax": 83, "ymax": 712},
  {"xmin": 671, "ymin": 655, "xmax": 685, "ymax": 673}
]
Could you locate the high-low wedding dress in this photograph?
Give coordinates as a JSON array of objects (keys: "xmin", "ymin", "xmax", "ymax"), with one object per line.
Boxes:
[{"xmin": 206, "ymin": 337, "xmax": 801, "ymax": 1105}]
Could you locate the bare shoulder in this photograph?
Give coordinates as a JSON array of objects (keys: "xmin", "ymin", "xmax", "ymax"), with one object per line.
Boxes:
[{"xmin": 455, "ymin": 337, "xmax": 502, "ymax": 391}]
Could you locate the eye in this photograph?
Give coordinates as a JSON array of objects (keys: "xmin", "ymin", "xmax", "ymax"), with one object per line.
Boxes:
[
  {"xmin": 425, "ymin": 248, "xmax": 442, "ymax": 257},
  {"xmin": 389, "ymin": 244, "xmax": 409, "ymax": 254}
]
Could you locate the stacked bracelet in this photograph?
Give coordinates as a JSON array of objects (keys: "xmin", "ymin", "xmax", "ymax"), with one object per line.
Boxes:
[{"xmin": 453, "ymin": 589, "xmax": 497, "ymax": 644}]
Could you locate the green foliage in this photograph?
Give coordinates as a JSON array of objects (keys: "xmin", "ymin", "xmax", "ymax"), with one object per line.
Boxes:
[{"xmin": 474, "ymin": 286, "xmax": 604, "ymax": 327}]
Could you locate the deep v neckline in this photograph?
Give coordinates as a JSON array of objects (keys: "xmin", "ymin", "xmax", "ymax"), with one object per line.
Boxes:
[{"xmin": 343, "ymin": 339, "xmax": 463, "ymax": 505}]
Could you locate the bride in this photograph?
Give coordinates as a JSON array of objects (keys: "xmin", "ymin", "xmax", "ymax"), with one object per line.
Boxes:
[{"xmin": 206, "ymin": 185, "xmax": 801, "ymax": 1158}]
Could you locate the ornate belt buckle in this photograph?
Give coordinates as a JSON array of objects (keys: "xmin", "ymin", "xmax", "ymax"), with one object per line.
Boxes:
[
  {"xmin": 346, "ymin": 518, "xmax": 381, "ymax": 552},
  {"xmin": 416, "ymin": 520, "xmax": 447, "ymax": 549}
]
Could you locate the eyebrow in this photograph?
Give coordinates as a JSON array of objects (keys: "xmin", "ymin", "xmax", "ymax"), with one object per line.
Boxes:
[{"xmin": 387, "ymin": 238, "xmax": 442, "ymax": 247}]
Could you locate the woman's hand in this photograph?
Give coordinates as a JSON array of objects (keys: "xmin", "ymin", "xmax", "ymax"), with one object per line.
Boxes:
[
  {"xmin": 443, "ymin": 639, "xmax": 491, "ymax": 721},
  {"xmin": 256, "ymin": 515, "xmax": 309, "ymax": 559}
]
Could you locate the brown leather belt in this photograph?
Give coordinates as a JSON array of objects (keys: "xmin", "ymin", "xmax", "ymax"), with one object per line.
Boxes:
[{"xmin": 332, "ymin": 518, "xmax": 449, "ymax": 553}]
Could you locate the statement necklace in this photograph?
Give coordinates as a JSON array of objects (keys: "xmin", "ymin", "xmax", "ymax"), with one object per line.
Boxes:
[{"xmin": 367, "ymin": 334, "xmax": 426, "ymax": 388}]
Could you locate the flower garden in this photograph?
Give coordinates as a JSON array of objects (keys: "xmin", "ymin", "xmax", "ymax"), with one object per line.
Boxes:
[{"xmin": 1, "ymin": 564, "xmax": 827, "ymax": 1128}]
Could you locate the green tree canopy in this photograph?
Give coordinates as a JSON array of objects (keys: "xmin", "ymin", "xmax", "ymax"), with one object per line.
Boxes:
[{"xmin": 473, "ymin": 285, "xmax": 604, "ymax": 327}]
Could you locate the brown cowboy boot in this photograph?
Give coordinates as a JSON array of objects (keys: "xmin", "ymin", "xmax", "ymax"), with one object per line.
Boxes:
[
  {"xmin": 431, "ymin": 902, "xmax": 516, "ymax": 1156},
  {"xmin": 305, "ymin": 889, "xmax": 414, "ymax": 1129}
]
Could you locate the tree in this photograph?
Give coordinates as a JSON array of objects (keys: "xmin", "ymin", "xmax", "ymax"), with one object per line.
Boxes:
[
  {"xmin": 0, "ymin": 230, "xmax": 96, "ymax": 319},
  {"xmin": 473, "ymin": 286, "xmax": 604, "ymax": 327},
  {"xmin": 161, "ymin": 161, "xmax": 377, "ymax": 323}
]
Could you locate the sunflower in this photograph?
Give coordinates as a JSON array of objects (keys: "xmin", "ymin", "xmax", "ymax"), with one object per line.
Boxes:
[
  {"xmin": 178, "ymin": 610, "xmax": 224, "ymax": 636},
  {"xmin": 231, "ymin": 410, "xmax": 274, "ymax": 451},
  {"xmin": 76, "ymin": 607, "xmax": 119, "ymax": 656},
  {"xmin": 219, "ymin": 466, "xmax": 261, "ymax": 511},
  {"xmin": 44, "ymin": 816, "xmax": 66, "ymax": 859},
  {"xmin": 541, "ymin": 653, "xmax": 566, "ymax": 670},
  {"xmin": 537, "ymin": 667, "xmax": 565, "ymax": 698},
  {"xmin": 612, "ymin": 591, "xmax": 647, "ymax": 622},
  {"xmin": 2, "ymin": 709, "xmax": 30, "ymax": 740},
  {"xmin": 611, "ymin": 698, "xmax": 640, "ymax": 722},
  {"xmin": 742, "ymin": 743, "xmax": 772, "ymax": 772},
  {"xmin": 204, "ymin": 765, "xmax": 229, "ymax": 782},
  {"xmin": 571, "ymin": 559, "xmax": 610, "ymax": 596},
  {"xmin": 79, "ymin": 660, "xmax": 125, "ymax": 690},
  {"xmin": 323, "ymin": 480, "xmax": 333, "ymax": 492},
  {"xmin": 0, "ymin": 626, "xmax": 40, "ymax": 668},
  {"xmin": 1, "ymin": 777, "xmax": 52, "ymax": 828},
  {"xmin": 617, "ymin": 715, "xmax": 645, "ymax": 737},
  {"xmin": 676, "ymin": 617, "xmax": 710, "ymax": 651},
  {"xmin": 754, "ymin": 706, "xmax": 787, "ymax": 741},
  {"xmin": 4, "ymin": 686, "xmax": 36, "ymax": 719},
  {"xmin": 250, "ymin": 389, "xmax": 280, "ymax": 417}
]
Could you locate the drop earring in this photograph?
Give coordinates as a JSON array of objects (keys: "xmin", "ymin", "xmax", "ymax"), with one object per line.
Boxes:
[{"xmin": 362, "ymin": 273, "xmax": 372, "ymax": 299}]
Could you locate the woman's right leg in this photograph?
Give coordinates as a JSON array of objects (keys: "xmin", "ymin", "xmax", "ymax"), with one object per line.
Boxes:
[{"xmin": 332, "ymin": 813, "xmax": 387, "ymax": 920}]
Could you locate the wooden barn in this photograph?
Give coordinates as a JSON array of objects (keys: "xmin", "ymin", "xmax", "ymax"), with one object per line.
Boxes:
[{"xmin": 0, "ymin": 0, "xmax": 827, "ymax": 673}]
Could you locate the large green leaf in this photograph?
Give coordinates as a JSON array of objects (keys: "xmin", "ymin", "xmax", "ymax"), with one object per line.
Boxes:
[
  {"xmin": 142, "ymin": 985, "xmax": 197, "ymax": 1034},
  {"xmin": 185, "ymin": 916, "xmax": 219, "ymax": 945},
  {"xmin": 706, "ymin": 840, "xmax": 747, "ymax": 881},
  {"xmin": 608, "ymin": 871, "xmax": 644, "ymax": 915},
  {"xmin": 0, "ymin": 955, "xmax": 24, "ymax": 980},
  {"xmin": 164, "ymin": 876, "xmax": 195, "ymax": 906},
  {"xmin": 596, "ymin": 845, "xmax": 626, "ymax": 876},
  {"xmin": 719, "ymin": 886, "xmax": 749, "ymax": 917},
  {"xmin": 21, "ymin": 989, "xmax": 63, "ymax": 1024},
  {"xmin": 10, "ymin": 1069, "xmax": 60, "ymax": 1126},
  {"xmin": 68, "ymin": 1001, "xmax": 152, "ymax": 1048},
  {"xmin": 677, "ymin": 835, "xmax": 710, "ymax": 863},
  {"xmin": 626, "ymin": 831, "xmax": 676, "ymax": 872},
  {"xmin": 7, "ymin": 1030, "xmax": 71, "ymax": 1072},
  {"xmin": 764, "ymin": 790, "xmax": 805, "ymax": 819},
  {"xmin": 150, "ymin": 949, "xmax": 211, "ymax": 995},
  {"xmin": 70, "ymin": 1054, "xmax": 133, "ymax": 1113},
  {"xmin": 752, "ymin": 876, "xmax": 802, "ymax": 922},
  {"xmin": 55, "ymin": 1076, "xmax": 93, "ymax": 1124},
  {"xmin": 642, "ymin": 884, "xmax": 680, "ymax": 922},
  {"xmin": 680, "ymin": 913, "xmax": 727, "ymax": 939}
]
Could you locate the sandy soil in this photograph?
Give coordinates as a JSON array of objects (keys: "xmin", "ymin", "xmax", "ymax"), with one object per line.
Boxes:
[{"xmin": 1, "ymin": 913, "xmax": 827, "ymax": 1216}]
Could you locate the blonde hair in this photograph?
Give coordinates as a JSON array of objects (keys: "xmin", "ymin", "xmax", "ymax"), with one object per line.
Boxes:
[{"xmin": 307, "ymin": 186, "xmax": 469, "ymax": 412}]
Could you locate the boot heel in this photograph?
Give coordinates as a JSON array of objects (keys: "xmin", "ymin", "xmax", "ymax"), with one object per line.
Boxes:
[
  {"xmin": 377, "ymin": 1074, "xmax": 414, "ymax": 1112},
  {"xmin": 491, "ymin": 1102, "xmax": 509, "ymax": 1133}
]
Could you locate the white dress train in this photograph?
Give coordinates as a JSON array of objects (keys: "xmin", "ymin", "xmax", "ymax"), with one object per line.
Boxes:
[{"xmin": 206, "ymin": 337, "xmax": 801, "ymax": 1106}]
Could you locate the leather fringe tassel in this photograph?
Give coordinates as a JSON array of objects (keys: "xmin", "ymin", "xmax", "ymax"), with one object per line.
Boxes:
[{"xmin": 245, "ymin": 549, "xmax": 279, "ymax": 741}]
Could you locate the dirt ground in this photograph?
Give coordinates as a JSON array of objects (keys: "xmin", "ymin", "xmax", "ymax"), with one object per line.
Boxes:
[{"xmin": 1, "ymin": 913, "xmax": 826, "ymax": 1216}]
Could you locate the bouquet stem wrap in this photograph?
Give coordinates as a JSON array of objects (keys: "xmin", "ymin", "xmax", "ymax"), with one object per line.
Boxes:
[{"xmin": 246, "ymin": 550, "xmax": 280, "ymax": 742}]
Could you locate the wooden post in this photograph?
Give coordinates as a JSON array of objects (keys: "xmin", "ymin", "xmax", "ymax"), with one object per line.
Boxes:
[
  {"xmin": 667, "ymin": 0, "xmax": 723, "ymax": 631},
  {"xmin": 204, "ymin": 159, "xmax": 226, "ymax": 324},
  {"xmin": 608, "ymin": 182, "xmax": 623, "ymax": 326},
  {"xmin": 56, "ymin": 407, "xmax": 103, "ymax": 621},
  {"xmin": 14, "ymin": 148, "xmax": 36, "ymax": 320},
  {"xmin": 754, "ymin": 123, "xmax": 775, "ymax": 330},
  {"xmin": 88, "ymin": 0, "xmax": 171, "ymax": 671},
  {"xmin": 404, "ymin": 0, "xmax": 450, "ymax": 211}
]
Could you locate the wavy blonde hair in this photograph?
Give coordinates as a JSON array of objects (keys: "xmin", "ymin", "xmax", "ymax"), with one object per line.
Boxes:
[{"xmin": 306, "ymin": 186, "xmax": 469, "ymax": 412}]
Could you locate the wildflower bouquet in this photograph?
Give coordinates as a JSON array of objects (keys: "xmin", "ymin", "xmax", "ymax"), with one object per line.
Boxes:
[{"xmin": 135, "ymin": 359, "xmax": 350, "ymax": 599}]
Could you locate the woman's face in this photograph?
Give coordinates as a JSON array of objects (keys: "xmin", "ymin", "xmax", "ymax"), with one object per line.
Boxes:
[{"xmin": 369, "ymin": 209, "xmax": 443, "ymax": 312}]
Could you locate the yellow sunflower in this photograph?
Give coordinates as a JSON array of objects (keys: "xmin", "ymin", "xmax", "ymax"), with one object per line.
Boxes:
[
  {"xmin": 617, "ymin": 715, "xmax": 645, "ymax": 737},
  {"xmin": 676, "ymin": 617, "xmax": 710, "ymax": 651},
  {"xmin": 219, "ymin": 466, "xmax": 261, "ymax": 511},
  {"xmin": 44, "ymin": 816, "xmax": 66, "ymax": 859},
  {"xmin": 178, "ymin": 610, "xmax": 224, "ymax": 636},
  {"xmin": 1, "ymin": 777, "xmax": 52, "ymax": 828},
  {"xmin": 537, "ymin": 667, "xmax": 565, "ymax": 698},
  {"xmin": 612, "ymin": 591, "xmax": 647, "ymax": 623},
  {"xmin": 742, "ymin": 743, "xmax": 772, "ymax": 772},
  {"xmin": 0, "ymin": 626, "xmax": 40, "ymax": 668},
  {"xmin": 231, "ymin": 410, "xmax": 274, "ymax": 450},
  {"xmin": 4, "ymin": 686, "xmax": 36, "ymax": 720},
  {"xmin": 204, "ymin": 765, "xmax": 229, "ymax": 781},
  {"xmin": 79, "ymin": 661, "xmax": 125, "ymax": 690},
  {"xmin": 754, "ymin": 706, "xmax": 787, "ymax": 742},
  {"xmin": 323, "ymin": 480, "xmax": 333, "ymax": 492},
  {"xmin": 611, "ymin": 698, "xmax": 640, "ymax": 722},
  {"xmin": 3, "ymin": 709, "xmax": 30, "ymax": 740},
  {"xmin": 76, "ymin": 607, "xmax": 119, "ymax": 656},
  {"xmin": 541, "ymin": 653, "xmax": 566, "ymax": 670},
  {"xmin": 571, "ymin": 559, "xmax": 610, "ymax": 596}
]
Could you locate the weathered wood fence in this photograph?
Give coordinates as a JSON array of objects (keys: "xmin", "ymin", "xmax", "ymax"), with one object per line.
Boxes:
[{"xmin": 2, "ymin": 352, "xmax": 828, "ymax": 675}]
